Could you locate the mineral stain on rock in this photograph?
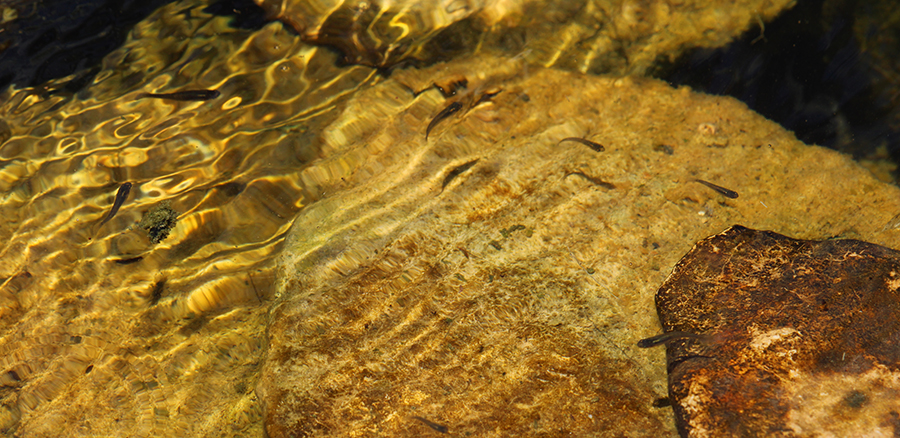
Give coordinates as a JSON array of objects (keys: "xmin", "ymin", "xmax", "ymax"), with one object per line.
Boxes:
[{"xmin": 651, "ymin": 225, "xmax": 900, "ymax": 437}]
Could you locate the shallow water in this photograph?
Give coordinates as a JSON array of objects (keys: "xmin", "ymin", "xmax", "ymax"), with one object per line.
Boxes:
[
  {"xmin": 0, "ymin": 0, "xmax": 896, "ymax": 436},
  {"xmin": 0, "ymin": 2, "xmax": 381, "ymax": 434}
]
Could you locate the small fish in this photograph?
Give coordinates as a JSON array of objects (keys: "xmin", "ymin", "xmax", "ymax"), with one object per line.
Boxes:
[
  {"xmin": 98, "ymin": 182, "xmax": 132, "ymax": 228},
  {"xmin": 441, "ymin": 159, "xmax": 479, "ymax": 192},
  {"xmin": 694, "ymin": 179, "xmax": 739, "ymax": 199},
  {"xmin": 564, "ymin": 171, "xmax": 615, "ymax": 190},
  {"xmin": 136, "ymin": 89, "xmax": 220, "ymax": 101},
  {"xmin": 637, "ymin": 331, "xmax": 710, "ymax": 348},
  {"xmin": 426, "ymin": 101, "xmax": 463, "ymax": 140},
  {"xmin": 411, "ymin": 416, "xmax": 449, "ymax": 434},
  {"xmin": 558, "ymin": 137, "xmax": 605, "ymax": 153}
]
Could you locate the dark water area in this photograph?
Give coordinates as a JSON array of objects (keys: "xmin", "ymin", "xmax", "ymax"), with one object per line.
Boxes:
[
  {"xmin": 0, "ymin": 0, "xmax": 175, "ymax": 90},
  {"xmin": 0, "ymin": 0, "xmax": 268, "ymax": 92},
  {"xmin": 3, "ymin": 0, "xmax": 900, "ymax": 174},
  {"xmin": 657, "ymin": 0, "xmax": 900, "ymax": 166}
]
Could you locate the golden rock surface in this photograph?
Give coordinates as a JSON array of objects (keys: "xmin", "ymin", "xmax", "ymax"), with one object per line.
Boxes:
[
  {"xmin": 253, "ymin": 0, "xmax": 794, "ymax": 74},
  {"xmin": 261, "ymin": 53, "xmax": 900, "ymax": 436}
]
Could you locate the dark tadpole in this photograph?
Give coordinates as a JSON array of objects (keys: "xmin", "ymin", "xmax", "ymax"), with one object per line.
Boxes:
[
  {"xmin": 564, "ymin": 171, "xmax": 615, "ymax": 190},
  {"xmin": 693, "ymin": 179, "xmax": 739, "ymax": 199},
  {"xmin": 637, "ymin": 331, "xmax": 712, "ymax": 348},
  {"xmin": 150, "ymin": 278, "xmax": 167, "ymax": 305},
  {"xmin": 441, "ymin": 159, "xmax": 479, "ymax": 193},
  {"xmin": 558, "ymin": 137, "xmax": 605, "ymax": 153},
  {"xmin": 411, "ymin": 416, "xmax": 449, "ymax": 434},
  {"xmin": 426, "ymin": 101, "xmax": 463, "ymax": 140},
  {"xmin": 98, "ymin": 182, "xmax": 132, "ymax": 228},
  {"xmin": 112, "ymin": 256, "xmax": 143, "ymax": 265},
  {"xmin": 136, "ymin": 89, "xmax": 220, "ymax": 101}
]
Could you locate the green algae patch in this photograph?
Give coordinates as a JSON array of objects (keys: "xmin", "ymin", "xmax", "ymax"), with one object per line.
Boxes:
[{"xmin": 139, "ymin": 201, "xmax": 178, "ymax": 244}]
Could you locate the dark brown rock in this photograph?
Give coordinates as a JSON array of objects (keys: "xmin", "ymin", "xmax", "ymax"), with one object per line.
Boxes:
[{"xmin": 654, "ymin": 225, "xmax": 900, "ymax": 437}]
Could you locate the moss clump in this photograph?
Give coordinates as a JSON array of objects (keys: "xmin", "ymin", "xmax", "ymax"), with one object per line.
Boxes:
[{"xmin": 139, "ymin": 201, "xmax": 178, "ymax": 244}]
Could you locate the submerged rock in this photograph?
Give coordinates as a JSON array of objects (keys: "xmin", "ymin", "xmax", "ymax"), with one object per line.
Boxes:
[
  {"xmin": 258, "ymin": 50, "xmax": 900, "ymax": 436},
  {"xmin": 653, "ymin": 225, "xmax": 900, "ymax": 437}
]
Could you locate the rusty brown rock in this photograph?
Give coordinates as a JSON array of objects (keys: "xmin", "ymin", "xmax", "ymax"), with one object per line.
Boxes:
[{"xmin": 653, "ymin": 225, "xmax": 900, "ymax": 437}]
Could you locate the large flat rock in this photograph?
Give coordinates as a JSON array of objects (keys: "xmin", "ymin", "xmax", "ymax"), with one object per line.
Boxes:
[{"xmin": 261, "ymin": 52, "xmax": 900, "ymax": 436}]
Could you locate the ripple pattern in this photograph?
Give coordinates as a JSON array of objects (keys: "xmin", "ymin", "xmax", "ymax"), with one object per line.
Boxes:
[{"xmin": 0, "ymin": 0, "xmax": 377, "ymax": 435}]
